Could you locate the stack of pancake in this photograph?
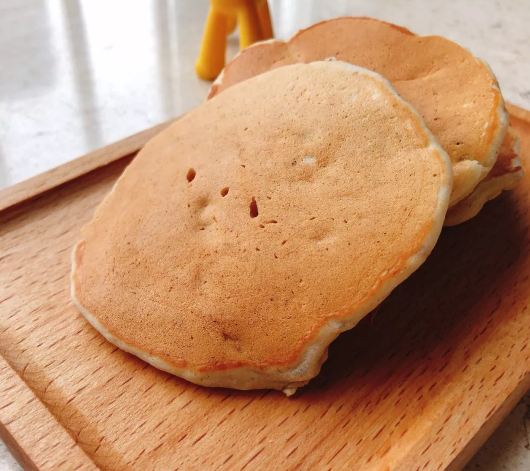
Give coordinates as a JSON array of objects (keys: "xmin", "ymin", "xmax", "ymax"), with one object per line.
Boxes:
[
  {"xmin": 71, "ymin": 18, "xmax": 523, "ymax": 395},
  {"xmin": 209, "ymin": 17, "xmax": 523, "ymax": 226}
]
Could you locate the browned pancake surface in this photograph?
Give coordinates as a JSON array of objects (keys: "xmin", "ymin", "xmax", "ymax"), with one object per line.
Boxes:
[{"xmin": 73, "ymin": 62, "xmax": 450, "ymax": 382}]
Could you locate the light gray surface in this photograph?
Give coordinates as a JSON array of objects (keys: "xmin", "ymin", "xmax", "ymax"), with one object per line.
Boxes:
[
  {"xmin": 1, "ymin": 0, "xmax": 530, "ymax": 190},
  {"xmin": 1, "ymin": 0, "xmax": 530, "ymax": 470}
]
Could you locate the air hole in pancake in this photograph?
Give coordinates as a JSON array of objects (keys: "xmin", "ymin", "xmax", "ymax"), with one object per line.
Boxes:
[
  {"xmin": 186, "ymin": 168, "xmax": 196, "ymax": 182},
  {"xmin": 265, "ymin": 220, "xmax": 277, "ymax": 224},
  {"xmin": 281, "ymin": 240, "xmax": 287, "ymax": 245},
  {"xmin": 221, "ymin": 187, "xmax": 229, "ymax": 197},
  {"xmin": 250, "ymin": 197, "xmax": 259, "ymax": 218},
  {"xmin": 241, "ymin": 164, "xmax": 246, "ymax": 168},
  {"xmin": 456, "ymin": 142, "xmax": 462, "ymax": 146},
  {"xmin": 259, "ymin": 224, "xmax": 265, "ymax": 228}
]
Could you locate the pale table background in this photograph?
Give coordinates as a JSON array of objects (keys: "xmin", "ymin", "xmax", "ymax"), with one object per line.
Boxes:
[{"xmin": 1, "ymin": 0, "xmax": 530, "ymax": 469}]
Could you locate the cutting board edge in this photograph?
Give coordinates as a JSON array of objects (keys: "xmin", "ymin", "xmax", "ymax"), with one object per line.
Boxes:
[
  {"xmin": 0, "ymin": 356, "xmax": 98, "ymax": 471},
  {"xmin": 446, "ymin": 370, "xmax": 530, "ymax": 471},
  {"xmin": 0, "ymin": 118, "xmax": 178, "ymax": 215},
  {"xmin": 507, "ymin": 102, "xmax": 530, "ymax": 123}
]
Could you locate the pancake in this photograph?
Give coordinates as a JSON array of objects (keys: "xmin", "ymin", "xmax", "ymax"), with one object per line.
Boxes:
[
  {"xmin": 72, "ymin": 61, "xmax": 452, "ymax": 395},
  {"xmin": 208, "ymin": 17, "xmax": 508, "ymax": 207},
  {"xmin": 445, "ymin": 127, "xmax": 523, "ymax": 226}
]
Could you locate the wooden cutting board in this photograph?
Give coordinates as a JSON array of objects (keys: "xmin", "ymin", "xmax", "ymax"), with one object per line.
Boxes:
[{"xmin": 1, "ymin": 104, "xmax": 529, "ymax": 471}]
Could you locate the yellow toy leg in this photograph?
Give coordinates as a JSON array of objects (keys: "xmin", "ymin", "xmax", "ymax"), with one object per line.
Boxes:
[
  {"xmin": 226, "ymin": 14, "xmax": 237, "ymax": 35},
  {"xmin": 195, "ymin": 7, "xmax": 228, "ymax": 81},
  {"xmin": 257, "ymin": 0, "xmax": 273, "ymax": 40},
  {"xmin": 236, "ymin": 1, "xmax": 263, "ymax": 49},
  {"xmin": 195, "ymin": 0, "xmax": 274, "ymax": 80}
]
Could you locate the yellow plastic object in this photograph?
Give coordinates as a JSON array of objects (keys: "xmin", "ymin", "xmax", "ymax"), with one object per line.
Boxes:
[
  {"xmin": 195, "ymin": 0, "xmax": 273, "ymax": 81},
  {"xmin": 225, "ymin": 13, "xmax": 237, "ymax": 35}
]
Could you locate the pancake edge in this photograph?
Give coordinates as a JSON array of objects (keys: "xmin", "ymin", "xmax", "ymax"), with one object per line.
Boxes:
[{"xmin": 445, "ymin": 136, "xmax": 523, "ymax": 226}]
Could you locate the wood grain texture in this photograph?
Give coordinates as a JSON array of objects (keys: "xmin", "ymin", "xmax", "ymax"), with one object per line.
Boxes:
[
  {"xmin": 0, "ymin": 108, "xmax": 529, "ymax": 471},
  {"xmin": 0, "ymin": 118, "xmax": 177, "ymax": 214},
  {"xmin": 0, "ymin": 357, "xmax": 97, "ymax": 471}
]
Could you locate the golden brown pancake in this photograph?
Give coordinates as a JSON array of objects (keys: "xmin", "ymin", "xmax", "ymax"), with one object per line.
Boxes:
[
  {"xmin": 72, "ymin": 61, "xmax": 451, "ymax": 395},
  {"xmin": 445, "ymin": 127, "xmax": 523, "ymax": 226},
  {"xmin": 208, "ymin": 17, "xmax": 508, "ymax": 207}
]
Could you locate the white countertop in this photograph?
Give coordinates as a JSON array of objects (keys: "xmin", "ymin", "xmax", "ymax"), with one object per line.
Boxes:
[{"xmin": 1, "ymin": 0, "xmax": 530, "ymax": 469}]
